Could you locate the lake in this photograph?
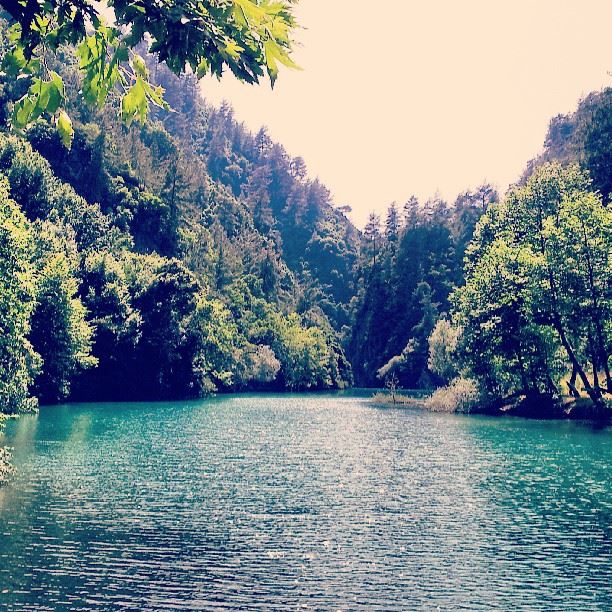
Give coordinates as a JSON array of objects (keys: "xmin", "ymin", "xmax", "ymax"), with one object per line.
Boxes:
[{"xmin": 0, "ymin": 392, "xmax": 610, "ymax": 610}]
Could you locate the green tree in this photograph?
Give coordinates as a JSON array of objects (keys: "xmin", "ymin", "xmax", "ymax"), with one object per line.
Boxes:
[
  {"xmin": 385, "ymin": 202, "xmax": 400, "ymax": 242},
  {"xmin": 454, "ymin": 163, "xmax": 611, "ymax": 406},
  {"xmin": 0, "ymin": 133, "xmax": 118, "ymax": 250},
  {"xmin": 377, "ymin": 281, "xmax": 438, "ymax": 387},
  {"xmin": 402, "ymin": 196, "xmax": 419, "ymax": 229},
  {"xmin": 126, "ymin": 254, "xmax": 202, "ymax": 398},
  {"xmin": 29, "ymin": 220, "xmax": 97, "ymax": 403},
  {"xmin": 270, "ymin": 312, "xmax": 337, "ymax": 390},
  {"xmin": 0, "ymin": 415, "xmax": 13, "ymax": 483},
  {"xmin": 545, "ymin": 191, "xmax": 612, "ymax": 394},
  {"xmin": 73, "ymin": 251, "xmax": 142, "ymax": 401},
  {"xmin": 189, "ymin": 295, "xmax": 242, "ymax": 393},
  {"xmin": 0, "ymin": 177, "xmax": 39, "ymax": 413},
  {"xmin": 428, "ymin": 318, "xmax": 462, "ymax": 384},
  {"xmin": 363, "ymin": 212, "xmax": 381, "ymax": 265},
  {"xmin": 453, "ymin": 238, "xmax": 560, "ymax": 398}
]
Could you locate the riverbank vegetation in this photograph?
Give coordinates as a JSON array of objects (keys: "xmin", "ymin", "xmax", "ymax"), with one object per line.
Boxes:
[
  {"xmin": 0, "ymin": 4, "xmax": 610, "ymax": 442},
  {"xmin": 366, "ymin": 90, "xmax": 612, "ymax": 416},
  {"xmin": 453, "ymin": 163, "xmax": 611, "ymax": 410},
  {"xmin": 0, "ymin": 1, "xmax": 335, "ymax": 476},
  {"xmin": 0, "ymin": 21, "xmax": 360, "ymax": 418}
]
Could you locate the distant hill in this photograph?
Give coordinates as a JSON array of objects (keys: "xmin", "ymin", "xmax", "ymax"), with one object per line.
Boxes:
[{"xmin": 523, "ymin": 87, "xmax": 612, "ymax": 201}]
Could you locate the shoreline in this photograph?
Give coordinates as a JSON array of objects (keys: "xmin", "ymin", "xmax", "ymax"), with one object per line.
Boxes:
[{"xmin": 371, "ymin": 392, "xmax": 612, "ymax": 422}]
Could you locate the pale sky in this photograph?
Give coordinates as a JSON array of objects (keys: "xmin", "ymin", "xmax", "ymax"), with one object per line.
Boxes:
[{"xmin": 202, "ymin": 1, "xmax": 612, "ymax": 228}]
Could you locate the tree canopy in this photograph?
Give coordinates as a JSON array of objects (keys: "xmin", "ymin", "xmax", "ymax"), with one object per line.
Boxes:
[
  {"xmin": 453, "ymin": 163, "xmax": 611, "ymax": 407},
  {"xmin": 0, "ymin": 0, "xmax": 299, "ymax": 145}
]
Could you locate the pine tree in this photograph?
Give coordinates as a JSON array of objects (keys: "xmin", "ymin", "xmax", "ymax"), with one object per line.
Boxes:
[
  {"xmin": 364, "ymin": 213, "xmax": 382, "ymax": 264},
  {"xmin": 403, "ymin": 196, "xmax": 419, "ymax": 229},
  {"xmin": 385, "ymin": 203, "xmax": 401, "ymax": 242}
]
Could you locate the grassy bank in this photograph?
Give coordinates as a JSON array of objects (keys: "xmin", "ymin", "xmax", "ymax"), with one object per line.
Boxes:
[{"xmin": 371, "ymin": 388, "xmax": 612, "ymax": 421}]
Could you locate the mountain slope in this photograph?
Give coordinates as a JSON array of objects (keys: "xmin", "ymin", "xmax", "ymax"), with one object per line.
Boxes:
[{"xmin": 0, "ymin": 43, "xmax": 356, "ymax": 407}]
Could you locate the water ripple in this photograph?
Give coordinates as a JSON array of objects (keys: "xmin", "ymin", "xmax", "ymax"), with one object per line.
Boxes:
[{"xmin": 0, "ymin": 394, "xmax": 610, "ymax": 610}]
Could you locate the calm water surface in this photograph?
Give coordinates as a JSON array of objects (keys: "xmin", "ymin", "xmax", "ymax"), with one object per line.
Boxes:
[{"xmin": 0, "ymin": 393, "xmax": 610, "ymax": 611}]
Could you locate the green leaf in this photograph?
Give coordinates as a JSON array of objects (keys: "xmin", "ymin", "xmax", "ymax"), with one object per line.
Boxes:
[
  {"xmin": 234, "ymin": 0, "xmax": 265, "ymax": 24},
  {"xmin": 121, "ymin": 77, "xmax": 148, "ymax": 126},
  {"xmin": 264, "ymin": 39, "xmax": 300, "ymax": 72},
  {"xmin": 115, "ymin": 44, "xmax": 129, "ymax": 63},
  {"xmin": 264, "ymin": 40, "xmax": 279, "ymax": 83},
  {"xmin": 196, "ymin": 58, "xmax": 209, "ymax": 78},
  {"xmin": 56, "ymin": 110, "xmax": 73, "ymax": 148},
  {"xmin": 49, "ymin": 72, "xmax": 65, "ymax": 98},
  {"xmin": 13, "ymin": 97, "xmax": 35, "ymax": 128},
  {"xmin": 132, "ymin": 53, "xmax": 148, "ymax": 79},
  {"xmin": 232, "ymin": 4, "xmax": 248, "ymax": 27},
  {"xmin": 45, "ymin": 81, "xmax": 62, "ymax": 114},
  {"xmin": 223, "ymin": 41, "xmax": 244, "ymax": 60},
  {"xmin": 1, "ymin": 48, "xmax": 26, "ymax": 76}
]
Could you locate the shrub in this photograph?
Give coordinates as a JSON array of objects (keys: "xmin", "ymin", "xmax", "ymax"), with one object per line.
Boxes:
[
  {"xmin": 426, "ymin": 377, "xmax": 481, "ymax": 413},
  {"xmin": 242, "ymin": 344, "xmax": 281, "ymax": 384},
  {"xmin": 428, "ymin": 318, "xmax": 462, "ymax": 383}
]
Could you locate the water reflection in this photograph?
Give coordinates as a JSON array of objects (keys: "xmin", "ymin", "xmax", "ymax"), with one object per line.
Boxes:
[{"xmin": 0, "ymin": 396, "xmax": 610, "ymax": 610}]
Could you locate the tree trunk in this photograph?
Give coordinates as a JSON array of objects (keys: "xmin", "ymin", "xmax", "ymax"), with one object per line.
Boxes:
[
  {"xmin": 567, "ymin": 363, "xmax": 580, "ymax": 398},
  {"xmin": 537, "ymin": 207, "xmax": 603, "ymax": 407},
  {"xmin": 553, "ymin": 315, "xmax": 603, "ymax": 406},
  {"xmin": 579, "ymin": 218, "xmax": 611, "ymax": 394}
]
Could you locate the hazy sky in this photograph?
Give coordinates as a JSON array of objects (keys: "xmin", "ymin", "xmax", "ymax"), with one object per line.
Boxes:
[{"xmin": 202, "ymin": 1, "xmax": 612, "ymax": 227}]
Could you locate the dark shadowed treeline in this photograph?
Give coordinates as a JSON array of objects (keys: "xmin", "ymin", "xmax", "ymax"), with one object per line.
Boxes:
[{"xmin": 347, "ymin": 187, "xmax": 497, "ymax": 388}]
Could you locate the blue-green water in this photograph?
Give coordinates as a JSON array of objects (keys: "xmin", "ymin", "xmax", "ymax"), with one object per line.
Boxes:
[{"xmin": 0, "ymin": 393, "xmax": 610, "ymax": 611}]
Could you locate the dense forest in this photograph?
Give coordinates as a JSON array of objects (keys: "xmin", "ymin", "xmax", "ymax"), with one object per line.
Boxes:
[
  {"xmin": 0, "ymin": 38, "xmax": 359, "ymax": 417},
  {"xmin": 348, "ymin": 186, "xmax": 497, "ymax": 388},
  {"xmin": 356, "ymin": 89, "xmax": 611, "ymax": 411},
  {"xmin": 0, "ymin": 11, "xmax": 610, "ymax": 434}
]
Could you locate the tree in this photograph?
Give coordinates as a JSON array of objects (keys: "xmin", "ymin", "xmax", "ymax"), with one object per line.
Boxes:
[
  {"xmin": 189, "ymin": 295, "xmax": 242, "ymax": 393},
  {"xmin": 0, "ymin": 27, "xmax": 358, "ymax": 403},
  {"xmin": 127, "ymin": 254, "xmax": 205, "ymax": 398},
  {"xmin": 240, "ymin": 344, "xmax": 281, "ymax": 386},
  {"xmin": 0, "ymin": 0, "xmax": 300, "ymax": 144},
  {"xmin": 545, "ymin": 191, "xmax": 612, "ymax": 394},
  {"xmin": 402, "ymin": 196, "xmax": 419, "ymax": 229},
  {"xmin": 73, "ymin": 251, "xmax": 142, "ymax": 401},
  {"xmin": 452, "ymin": 184, "xmax": 496, "ymax": 260},
  {"xmin": 453, "ymin": 238, "xmax": 560, "ymax": 398},
  {"xmin": 385, "ymin": 202, "xmax": 400, "ymax": 242},
  {"xmin": 29, "ymin": 220, "xmax": 97, "ymax": 403},
  {"xmin": 428, "ymin": 318, "xmax": 462, "ymax": 384},
  {"xmin": 0, "ymin": 133, "xmax": 116, "ymax": 250},
  {"xmin": 377, "ymin": 281, "xmax": 438, "ymax": 388},
  {"xmin": 270, "ymin": 312, "xmax": 343, "ymax": 390},
  {"xmin": 583, "ymin": 90, "xmax": 612, "ymax": 202},
  {"xmin": 453, "ymin": 163, "xmax": 611, "ymax": 406},
  {"xmin": 0, "ymin": 177, "xmax": 39, "ymax": 413},
  {"xmin": 363, "ymin": 213, "xmax": 381, "ymax": 264}
]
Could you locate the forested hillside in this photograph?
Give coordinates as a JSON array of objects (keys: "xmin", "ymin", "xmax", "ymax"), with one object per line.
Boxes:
[
  {"xmin": 523, "ymin": 88, "xmax": 612, "ymax": 202},
  {"xmin": 0, "ymin": 40, "xmax": 357, "ymax": 410},
  {"xmin": 350, "ymin": 88, "xmax": 611, "ymax": 400},
  {"xmin": 347, "ymin": 188, "xmax": 496, "ymax": 387},
  {"xmin": 0, "ymin": 11, "xmax": 610, "ymax": 416}
]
